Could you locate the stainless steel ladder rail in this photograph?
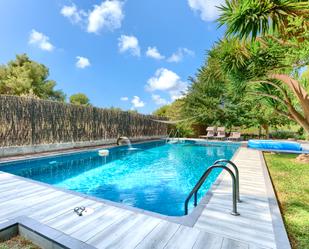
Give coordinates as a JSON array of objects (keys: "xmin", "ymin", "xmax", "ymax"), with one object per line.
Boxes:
[
  {"xmin": 184, "ymin": 164, "xmax": 240, "ymax": 216},
  {"xmin": 165, "ymin": 129, "xmax": 174, "ymax": 143},
  {"xmin": 166, "ymin": 128, "xmax": 180, "ymax": 143},
  {"xmin": 214, "ymin": 159, "xmax": 241, "ymax": 202},
  {"xmin": 174, "ymin": 128, "xmax": 180, "ymax": 142}
]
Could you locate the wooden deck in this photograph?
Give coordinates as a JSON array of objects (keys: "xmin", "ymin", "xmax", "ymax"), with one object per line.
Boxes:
[
  {"xmin": 0, "ymin": 148, "xmax": 289, "ymax": 249},
  {"xmin": 194, "ymin": 148, "xmax": 284, "ymax": 249}
]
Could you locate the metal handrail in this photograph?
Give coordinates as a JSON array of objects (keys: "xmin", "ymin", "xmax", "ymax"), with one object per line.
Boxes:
[
  {"xmin": 166, "ymin": 128, "xmax": 180, "ymax": 143},
  {"xmin": 184, "ymin": 164, "xmax": 240, "ymax": 216},
  {"xmin": 166, "ymin": 129, "xmax": 174, "ymax": 143},
  {"xmin": 174, "ymin": 128, "xmax": 180, "ymax": 142},
  {"xmin": 214, "ymin": 159, "xmax": 241, "ymax": 202}
]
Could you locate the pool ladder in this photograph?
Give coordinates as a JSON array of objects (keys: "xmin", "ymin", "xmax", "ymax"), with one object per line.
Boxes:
[
  {"xmin": 165, "ymin": 129, "xmax": 180, "ymax": 143},
  {"xmin": 184, "ymin": 159, "xmax": 241, "ymax": 216}
]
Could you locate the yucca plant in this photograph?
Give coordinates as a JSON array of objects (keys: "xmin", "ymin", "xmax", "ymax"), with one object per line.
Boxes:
[{"xmin": 218, "ymin": 0, "xmax": 309, "ymax": 40}]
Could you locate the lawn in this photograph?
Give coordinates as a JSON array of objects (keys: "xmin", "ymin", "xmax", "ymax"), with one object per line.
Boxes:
[{"xmin": 264, "ymin": 153, "xmax": 309, "ymax": 249}]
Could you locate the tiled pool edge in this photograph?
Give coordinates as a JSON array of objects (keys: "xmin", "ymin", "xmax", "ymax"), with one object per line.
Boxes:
[
  {"xmin": 0, "ymin": 139, "xmax": 164, "ymax": 163},
  {"xmin": 0, "ymin": 136, "xmax": 165, "ymax": 158},
  {"xmin": 260, "ymin": 152, "xmax": 291, "ymax": 249}
]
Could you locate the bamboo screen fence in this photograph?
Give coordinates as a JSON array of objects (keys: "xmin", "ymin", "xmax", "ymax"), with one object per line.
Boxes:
[{"xmin": 0, "ymin": 95, "xmax": 168, "ymax": 147}]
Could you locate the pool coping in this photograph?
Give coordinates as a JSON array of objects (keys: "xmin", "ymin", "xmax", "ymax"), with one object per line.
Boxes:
[
  {"xmin": 0, "ymin": 139, "xmax": 242, "ymax": 227},
  {"xmin": 260, "ymin": 151, "xmax": 291, "ymax": 249},
  {"xmin": 0, "ymin": 216, "xmax": 96, "ymax": 249},
  {"xmin": 0, "ymin": 139, "xmax": 164, "ymax": 163}
]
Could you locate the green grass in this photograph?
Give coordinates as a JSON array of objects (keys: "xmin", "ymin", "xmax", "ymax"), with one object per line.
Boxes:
[{"xmin": 264, "ymin": 153, "xmax": 309, "ymax": 249}]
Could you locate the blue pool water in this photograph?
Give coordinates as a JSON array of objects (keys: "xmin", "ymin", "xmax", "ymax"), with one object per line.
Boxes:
[{"xmin": 0, "ymin": 140, "xmax": 240, "ymax": 216}]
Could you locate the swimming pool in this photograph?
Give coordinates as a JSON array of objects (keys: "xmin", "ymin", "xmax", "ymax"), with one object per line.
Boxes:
[{"xmin": 0, "ymin": 140, "xmax": 240, "ymax": 216}]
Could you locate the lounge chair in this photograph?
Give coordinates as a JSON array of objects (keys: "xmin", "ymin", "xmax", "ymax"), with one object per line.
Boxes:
[
  {"xmin": 214, "ymin": 127, "xmax": 226, "ymax": 140},
  {"xmin": 228, "ymin": 132, "xmax": 241, "ymax": 141},
  {"xmin": 199, "ymin": 127, "xmax": 216, "ymax": 139}
]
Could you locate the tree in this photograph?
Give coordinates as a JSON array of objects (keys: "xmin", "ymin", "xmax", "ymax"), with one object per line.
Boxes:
[
  {"xmin": 153, "ymin": 105, "xmax": 169, "ymax": 117},
  {"xmin": 182, "ymin": 49, "xmax": 290, "ymax": 133},
  {"xmin": 69, "ymin": 93, "xmax": 90, "ymax": 106},
  {"xmin": 153, "ymin": 100, "xmax": 194, "ymax": 137},
  {"xmin": 0, "ymin": 54, "xmax": 65, "ymax": 101},
  {"xmin": 183, "ymin": 55, "xmax": 227, "ymax": 126},
  {"xmin": 217, "ymin": 0, "xmax": 309, "ymax": 134}
]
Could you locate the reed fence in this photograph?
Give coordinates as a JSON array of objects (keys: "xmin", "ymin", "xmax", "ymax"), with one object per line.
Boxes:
[{"xmin": 0, "ymin": 95, "xmax": 168, "ymax": 147}]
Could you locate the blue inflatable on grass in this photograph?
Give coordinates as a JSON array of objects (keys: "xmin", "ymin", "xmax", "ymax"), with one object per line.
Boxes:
[{"xmin": 248, "ymin": 140, "xmax": 302, "ymax": 151}]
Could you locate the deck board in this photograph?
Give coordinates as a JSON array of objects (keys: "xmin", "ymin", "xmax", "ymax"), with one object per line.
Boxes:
[
  {"xmin": 135, "ymin": 221, "xmax": 180, "ymax": 249},
  {"xmin": 164, "ymin": 226, "xmax": 200, "ymax": 249},
  {"xmin": 86, "ymin": 213, "xmax": 143, "ymax": 247},
  {"xmin": 105, "ymin": 216, "xmax": 161, "ymax": 249},
  {"xmin": 194, "ymin": 148, "xmax": 278, "ymax": 249},
  {"xmin": 192, "ymin": 232, "xmax": 223, "ymax": 249},
  {"xmin": 70, "ymin": 207, "xmax": 132, "ymax": 242}
]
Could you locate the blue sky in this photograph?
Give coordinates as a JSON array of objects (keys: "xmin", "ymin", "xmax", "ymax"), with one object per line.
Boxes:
[{"xmin": 0, "ymin": 0, "xmax": 225, "ymax": 113}]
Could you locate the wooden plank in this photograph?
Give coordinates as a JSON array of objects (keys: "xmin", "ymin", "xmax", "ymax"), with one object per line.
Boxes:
[
  {"xmin": 195, "ymin": 216, "xmax": 276, "ymax": 247},
  {"xmin": 192, "ymin": 231, "xmax": 223, "ymax": 249},
  {"xmin": 70, "ymin": 207, "xmax": 131, "ymax": 242},
  {"xmin": 0, "ymin": 185, "xmax": 47, "ymax": 202},
  {"xmin": 197, "ymin": 209, "xmax": 273, "ymax": 233},
  {"xmin": 46, "ymin": 201, "xmax": 103, "ymax": 230},
  {"xmin": 108, "ymin": 216, "xmax": 161, "ymax": 249},
  {"xmin": 248, "ymin": 244, "xmax": 271, "ymax": 249},
  {"xmin": 86, "ymin": 213, "xmax": 143, "ymax": 248},
  {"xmin": 0, "ymin": 189, "xmax": 56, "ymax": 219},
  {"xmin": 62, "ymin": 205, "xmax": 114, "ymax": 235},
  {"xmin": 30, "ymin": 195, "xmax": 82, "ymax": 220},
  {"xmin": 221, "ymin": 238, "xmax": 249, "ymax": 249},
  {"xmin": 164, "ymin": 226, "xmax": 200, "ymax": 249},
  {"xmin": 0, "ymin": 190, "xmax": 68, "ymax": 219},
  {"xmin": 135, "ymin": 220, "xmax": 180, "ymax": 249},
  {"xmin": 31, "ymin": 196, "xmax": 85, "ymax": 222}
]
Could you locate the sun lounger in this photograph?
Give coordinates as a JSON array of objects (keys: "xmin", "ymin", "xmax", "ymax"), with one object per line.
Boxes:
[
  {"xmin": 214, "ymin": 127, "xmax": 226, "ymax": 140},
  {"xmin": 228, "ymin": 132, "xmax": 241, "ymax": 141},
  {"xmin": 199, "ymin": 127, "xmax": 216, "ymax": 139}
]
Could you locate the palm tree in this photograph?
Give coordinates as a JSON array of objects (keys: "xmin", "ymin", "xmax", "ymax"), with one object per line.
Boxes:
[
  {"xmin": 217, "ymin": 0, "xmax": 309, "ymax": 135},
  {"xmin": 218, "ymin": 0, "xmax": 309, "ymax": 40}
]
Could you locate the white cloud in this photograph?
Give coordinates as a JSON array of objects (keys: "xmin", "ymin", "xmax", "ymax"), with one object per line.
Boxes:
[
  {"xmin": 118, "ymin": 35, "xmax": 141, "ymax": 57},
  {"xmin": 187, "ymin": 0, "xmax": 224, "ymax": 22},
  {"xmin": 147, "ymin": 68, "xmax": 184, "ymax": 91},
  {"xmin": 167, "ymin": 48, "xmax": 194, "ymax": 63},
  {"xmin": 76, "ymin": 56, "xmax": 91, "ymax": 68},
  {"xmin": 146, "ymin": 68, "xmax": 187, "ymax": 101},
  {"xmin": 28, "ymin": 30, "xmax": 54, "ymax": 51},
  {"xmin": 152, "ymin": 94, "xmax": 168, "ymax": 105},
  {"xmin": 120, "ymin": 96, "xmax": 129, "ymax": 101},
  {"xmin": 60, "ymin": 1, "xmax": 124, "ymax": 34},
  {"xmin": 87, "ymin": 0, "xmax": 124, "ymax": 33},
  {"xmin": 60, "ymin": 4, "xmax": 85, "ymax": 24},
  {"xmin": 146, "ymin": 47, "xmax": 165, "ymax": 60},
  {"xmin": 131, "ymin": 96, "xmax": 145, "ymax": 108}
]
